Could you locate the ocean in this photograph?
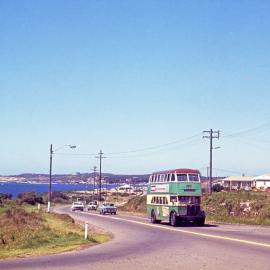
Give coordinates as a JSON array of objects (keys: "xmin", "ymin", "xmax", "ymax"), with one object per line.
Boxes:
[{"xmin": 0, "ymin": 182, "xmax": 108, "ymax": 198}]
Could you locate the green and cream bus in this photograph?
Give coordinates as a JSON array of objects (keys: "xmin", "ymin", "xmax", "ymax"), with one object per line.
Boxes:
[{"xmin": 147, "ymin": 168, "xmax": 205, "ymax": 226}]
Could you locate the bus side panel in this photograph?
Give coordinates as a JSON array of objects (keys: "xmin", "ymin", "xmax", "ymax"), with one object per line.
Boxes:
[{"xmin": 147, "ymin": 205, "xmax": 165, "ymax": 221}]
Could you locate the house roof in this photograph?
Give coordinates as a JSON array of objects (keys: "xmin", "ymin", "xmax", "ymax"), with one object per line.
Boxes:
[
  {"xmin": 253, "ymin": 173, "xmax": 270, "ymax": 181},
  {"xmin": 221, "ymin": 176, "xmax": 254, "ymax": 182}
]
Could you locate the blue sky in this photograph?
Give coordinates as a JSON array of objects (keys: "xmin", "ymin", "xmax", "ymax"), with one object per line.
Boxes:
[{"xmin": 1, "ymin": 1, "xmax": 270, "ymax": 176}]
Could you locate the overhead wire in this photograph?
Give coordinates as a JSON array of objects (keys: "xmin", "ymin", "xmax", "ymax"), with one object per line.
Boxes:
[
  {"xmin": 54, "ymin": 133, "xmax": 202, "ymax": 159},
  {"xmin": 107, "ymin": 133, "xmax": 202, "ymax": 155},
  {"xmin": 223, "ymin": 121, "xmax": 270, "ymax": 138},
  {"xmin": 106, "ymin": 137, "xmax": 203, "ymax": 159}
]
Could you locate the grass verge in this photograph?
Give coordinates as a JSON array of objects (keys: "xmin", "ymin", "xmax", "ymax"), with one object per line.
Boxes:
[
  {"xmin": 202, "ymin": 191, "xmax": 270, "ymax": 225},
  {"xmin": 0, "ymin": 204, "xmax": 111, "ymax": 259}
]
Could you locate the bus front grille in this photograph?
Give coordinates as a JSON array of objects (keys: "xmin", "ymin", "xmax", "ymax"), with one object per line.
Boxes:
[{"xmin": 187, "ymin": 205, "xmax": 200, "ymax": 216}]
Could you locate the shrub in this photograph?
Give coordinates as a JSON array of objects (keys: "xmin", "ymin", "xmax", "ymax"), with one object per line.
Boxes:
[
  {"xmin": 0, "ymin": 193, "xmax": 12, "ymax": 204},
  {"xmin": 212, "ymin": 184, "xmax": 224, "ymax": 192},
  {"xmin": 17, "ymin": 192, "xmax": 44, "ymax": 205},
  {"xmin": 51, "ymin": 191, "xmax": 70, "ymax": 203}
]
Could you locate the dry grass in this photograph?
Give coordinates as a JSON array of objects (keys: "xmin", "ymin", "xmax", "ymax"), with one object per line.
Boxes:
[{"xmin": 0, "ymin": 205, "xmax": 111, "ymax": 259}]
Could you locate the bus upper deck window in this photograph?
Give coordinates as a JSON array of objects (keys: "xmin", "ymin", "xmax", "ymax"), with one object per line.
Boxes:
[
  {"xmin": 171, "ymin": 174, "xmax": 175, "ymax": 181},
  {"xmin": 167, "ymin": 174, "xmax": 171, "ymax": 181},
  {"xmin": 161, "ymin": 175, "xmax": 165, "ymax": 182},
  {"xmin": 177, "ymin": 174, "xmax": 188, "ymax": 181},
  {"xmin": 189, "ymin": 174, "xmax": 199, "ymax": 182}
]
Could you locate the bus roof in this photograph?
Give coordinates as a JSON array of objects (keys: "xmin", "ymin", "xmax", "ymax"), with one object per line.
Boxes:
[{"xmin": 152, "ymin": 168, "xmax": 200, "ymax": 175}]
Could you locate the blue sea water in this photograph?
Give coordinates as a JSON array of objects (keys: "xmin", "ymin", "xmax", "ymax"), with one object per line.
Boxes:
[{"xmin": 0, "ymin": 182, "xmax": 108, "ymax": 198}]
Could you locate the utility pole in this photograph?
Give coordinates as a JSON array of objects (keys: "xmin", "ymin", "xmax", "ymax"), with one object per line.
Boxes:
[
  {"xmin": 47, "ymin": 144, "xmax": 76, "ymax": 213},
  {"xmin": 48, "ymin": 144, "xmax": 53, "ymax": 213},
  {"xmin": 203, "ymin": 129, "xmax": 220, "ymax": 194},
  {"xmin": 92, "ymin": 166, "xmax": 97, "ymax": 198},
  {"xmin": 96, "ymin": 150, "xmax": 105, "ymax": 205}
]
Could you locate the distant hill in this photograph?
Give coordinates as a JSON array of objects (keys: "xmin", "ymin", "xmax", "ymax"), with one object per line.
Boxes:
[{"xmin": 3, "ymin": 172, "xmax": 149, "ymax": 184}]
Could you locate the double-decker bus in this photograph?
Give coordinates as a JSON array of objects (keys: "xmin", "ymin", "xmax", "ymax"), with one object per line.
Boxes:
[{"xmin": 147, "ymin": 168, "xmax": 205, "ymax": 226}]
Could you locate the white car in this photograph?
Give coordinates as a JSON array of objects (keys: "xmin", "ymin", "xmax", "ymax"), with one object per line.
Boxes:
[
  {"xmin": 87, "ymin": 201, "xmax": 98, "ymax": 211},
  {"xmin": 99, "ymin": 203, "xmax": 117, "ymax": 215},
  {"xmin": 71, "ymin": 202, "xmax": 84, "ymax": 211}
]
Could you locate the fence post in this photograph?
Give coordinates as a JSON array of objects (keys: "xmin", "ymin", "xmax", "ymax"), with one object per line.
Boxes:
[{"xmin": 84, "ymin": 222, "xmax": 88, "ymax": 240}]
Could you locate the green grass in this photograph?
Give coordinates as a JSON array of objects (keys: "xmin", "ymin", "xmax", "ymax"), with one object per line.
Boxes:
[
  {"xmin": 0, "ymin": 203, "xmax": 111, "ymax": 259},
  {"xmin": 202, "ymin": 191, "xmax": 270, "ymax": 225}
]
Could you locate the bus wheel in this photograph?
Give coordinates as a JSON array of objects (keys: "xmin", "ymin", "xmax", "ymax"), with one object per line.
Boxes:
[
  {"xmin": 170, "ymin": 211, "xmax": 178, "ymax": 227},
  {"xmin": 196, "ymin": 217, "xmax": 205, "ymax": 226}
]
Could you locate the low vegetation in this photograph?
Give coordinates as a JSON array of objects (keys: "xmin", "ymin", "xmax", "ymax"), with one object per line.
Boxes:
[
  {"xmin": 202, "ymin": 191, "xmax": 270, "ymax": 225},
  {"xmin": 118, "ymin": 195, "xmax": 146, "ymax": 213},
  {"xmin": 118, "ymin": 195, "xmax": 146, "ymax": 214},
  {"xmin": 119, "ymin": 192, "xmax": 270, "ymax": 225},
  {"xmin": 0, "ymin": 195, "xmax": 111, "ymax": 259}
]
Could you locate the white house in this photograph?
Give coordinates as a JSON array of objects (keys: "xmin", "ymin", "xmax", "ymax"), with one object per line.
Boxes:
[
  {"xmin": 253, "ymin": 173, "xmax": 270, "ymax": 189},
  {"xmin": 111, "ymin": 184, "xmax": 134, "ymax": 193},
  {"xmin": 217, "ymin": 176, "xmax": 254, "ymax": 190}
]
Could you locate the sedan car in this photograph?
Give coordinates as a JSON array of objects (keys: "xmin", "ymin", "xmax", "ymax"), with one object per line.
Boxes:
[
  {"xmin": 71, "ymin": 201, "xmax": 84, "ymax": 211},
  {"xmin": 99, "ymin": 203, "xmax": 117, "ymax": 215},
  {"xmin": 87, "ymin": 201, "xmax": 98, "ymax": 211}
]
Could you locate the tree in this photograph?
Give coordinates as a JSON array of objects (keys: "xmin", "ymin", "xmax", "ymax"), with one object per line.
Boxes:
[
  {"xmin": 212, "ymin": 184, "xmax": 224, "ymax": 192},
  {"xmin": 17, "ymin": 192, "xmax": 44, "ymax": 205}
]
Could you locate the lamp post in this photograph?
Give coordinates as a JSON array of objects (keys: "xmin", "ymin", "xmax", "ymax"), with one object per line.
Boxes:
[{"xmin": 47, "ymin": 144, "xmax": 76, "ymax": 213}]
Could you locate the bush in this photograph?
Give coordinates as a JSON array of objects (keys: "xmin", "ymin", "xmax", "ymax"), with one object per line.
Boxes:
[
  {"xmin": 0, "ymin": 193, "xmax": 12, "ymax": 204},
  {"xmin": 17, "ymin": 192, "xmax": 44, "ymax": 205},
  {"xmin": 51, "ymin": 191, "xmax": 69, "ymax": 203},
  {"xmin": 212, "ymin": 184, "xmax": 224, "ymax": 192}
]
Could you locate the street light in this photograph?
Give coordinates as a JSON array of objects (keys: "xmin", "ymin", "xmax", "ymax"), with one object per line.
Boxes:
[{"xmin": 47, "ymin": 144, "xmax": 76, "ymax": 213}]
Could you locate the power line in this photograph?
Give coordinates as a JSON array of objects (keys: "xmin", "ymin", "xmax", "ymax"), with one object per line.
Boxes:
[
  {"xmin": 54, "ymin": 133, "xmax": 202, "ymax": 159},
  {"xmin": 224, "ymin": 121, "xmax": 270, "ymax": 138},
  {"xmin": 107, "ymin": 133, "xmax": 201, "ymax": 155},
  {"xmin": 106, "ymin": 137, "xmax": 202, "ymax": 159},
  {"xmin": 223, "ymin": 136, "xmax": 269, "ymax": 151},
  {"xmin": 54, "ymin": 153, "xmax": 96, "ymax": 157},
  {"xmin": 212, "ymin": 167, "xmax": 243, "ymax": 175}
]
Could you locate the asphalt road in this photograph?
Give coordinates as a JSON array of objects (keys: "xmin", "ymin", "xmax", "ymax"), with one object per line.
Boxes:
[{"xmin": 1, "ymin": 206, "xmax": 269, "ymax": 270}]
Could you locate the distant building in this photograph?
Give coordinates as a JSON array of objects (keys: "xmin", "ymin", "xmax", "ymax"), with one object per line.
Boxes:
[
  {"xmin": 112, "ymin": 184, "xmax": 134, "ymax": 193},
  {"xmin": 253, "ymin": 173, "xmax": 270, "ymax": 189},
  {"xmin": 215, "ymin": 176, "xmax": 254, "ymax": 191}
]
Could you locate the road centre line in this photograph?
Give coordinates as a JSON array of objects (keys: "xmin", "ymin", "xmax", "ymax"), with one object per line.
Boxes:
[{"xmin": 83, "ymin": 212, "xmax": 270, "ymax": 249}]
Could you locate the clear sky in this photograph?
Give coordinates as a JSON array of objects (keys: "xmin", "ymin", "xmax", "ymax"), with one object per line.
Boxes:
[{"xmin": 1, "ymin": 1, "xmax": 270, "ymax": 176}]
